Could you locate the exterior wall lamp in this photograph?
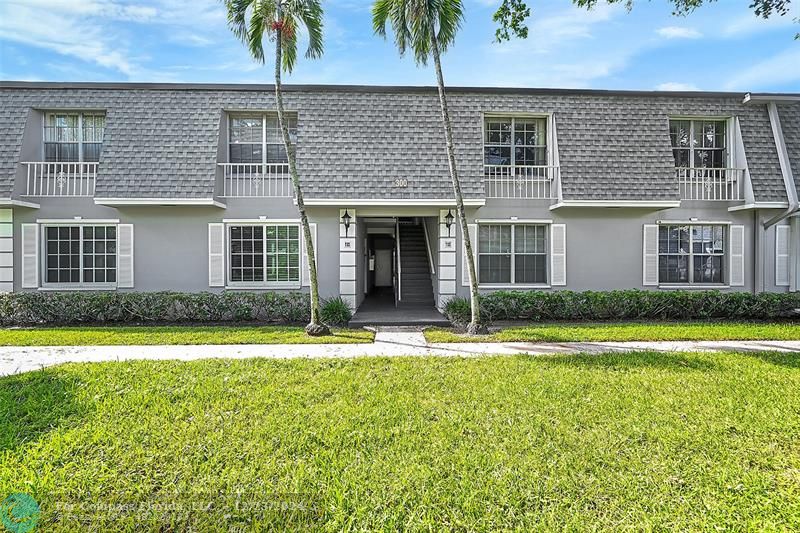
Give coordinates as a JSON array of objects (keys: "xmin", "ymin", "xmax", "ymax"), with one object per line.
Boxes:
[
  {"xmin": 444, "ymin": 208, "xmax": 454, "ymax": 236},
  {"xmin": 341, "ymin": 209, "xmax": 352, "ymax": 237}
]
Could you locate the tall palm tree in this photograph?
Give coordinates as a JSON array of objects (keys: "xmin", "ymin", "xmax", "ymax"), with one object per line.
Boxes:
[
  {"xmin": 225, "ymin": 0, "xmax": 329, "ymax": 335},
  {"xmin": 373, "ymin": 0, "xmax": 485, "ymax": 334}
]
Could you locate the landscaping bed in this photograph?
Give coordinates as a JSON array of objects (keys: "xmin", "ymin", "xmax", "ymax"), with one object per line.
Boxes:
[
  {"xmin": 425, "ymin": 321, "xmax": 800, "ymax": 343},
  {"xmin": 1, "ymin": 352, "xmax": 799, "ymax": 530}
]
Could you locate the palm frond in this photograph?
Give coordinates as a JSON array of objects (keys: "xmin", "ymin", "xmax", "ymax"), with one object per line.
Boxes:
[
  {"xmin": 371, "ymin": 0, "xmax": 463, "ymax": 66},
  {"xmin": 286, "ymin": 0, "xmax": 324, "ymax": 61},
  {"xmin": 281, "ymin": 14, "xmax": 299, "ymax": 72}
]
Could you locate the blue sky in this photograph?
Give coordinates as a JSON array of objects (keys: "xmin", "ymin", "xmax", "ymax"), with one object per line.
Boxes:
[{"xmin": 0, "ymin": 0, "xmax": 798, "ymax": 92}]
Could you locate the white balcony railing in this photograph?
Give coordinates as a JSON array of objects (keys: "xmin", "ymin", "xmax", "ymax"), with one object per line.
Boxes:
[
  {"xmin": 676, "ymin": 167, "xmax": 743, "ymax": 201},
  {"xmin": 219, "ymin": 163, "xmax": 294, "ymax": 197},
  {"xmin": 23, "ymin": 162, "xmax": 97, "ymax": 197},
  {"xmin": 484, "ymin": 165, "xmax": 558, "ymax": 199}
]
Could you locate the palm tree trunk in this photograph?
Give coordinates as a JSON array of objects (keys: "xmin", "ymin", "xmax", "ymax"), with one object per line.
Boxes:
[
  {"xmin": 274, "ymin": 2, "xmax": 329, "ymax": 336},
  {"xmin": 430, "ymin": 31, "xmax": 484, "ymax": 335}
]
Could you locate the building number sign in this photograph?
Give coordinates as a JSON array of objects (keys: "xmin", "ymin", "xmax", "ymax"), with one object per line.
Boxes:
[{"xmin": 393, "ymin": 178, "xmax": 408, "ymax": 188}]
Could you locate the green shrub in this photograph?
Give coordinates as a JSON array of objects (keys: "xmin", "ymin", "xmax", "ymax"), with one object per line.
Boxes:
[
  {"xmin": 443, "ymin": 290, "xmax": 800, "ymax": 325},
  {"xmin": 0, "ymin": 291, "xmax": 311, "ymax": 326},
  {"xmin": 320, "ymin": 297, "xmax": 353, "ymax": 327}
]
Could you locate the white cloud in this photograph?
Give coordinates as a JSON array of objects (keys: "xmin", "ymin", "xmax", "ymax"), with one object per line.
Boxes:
[
  {"xmin": 723, "ymin": 48, "xmax": 800, "ymax": 90},
  {"xmin": 656, "ymin": 26, "xmax": 702, "ymax": 39},
  {"xmin": 656, "ymin": 82, "xmax": 701, "ymax": 91}
]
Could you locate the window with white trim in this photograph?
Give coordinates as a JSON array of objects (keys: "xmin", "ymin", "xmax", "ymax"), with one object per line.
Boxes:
[
  {"xmin": 669, "ymin": 119, "xmax": 728, "ymax": 168},
  {"xmin": 229, "ymin": 114, "xmax": 297, "ymax": 165},
  {"xmin": 484, "ymin": 117, "xmax": 547, "ymax": 173},
  {"xmin": 478, "ymin": 224, "xmax": 548, "ymax": 285},
  {"xmin": 44, "ymin": 112, "xmax": 106, "ymax": 162},
  {"xmin": 44, "ymin": 225, "xmax": 116, "ymax": 285},
  {"xmin": 658, "ymin": 225, "xmax": 725, "ymax": 284},
  {"xmin": 229, "ymin": 224, "xmax": 301, "ymax": 285}
]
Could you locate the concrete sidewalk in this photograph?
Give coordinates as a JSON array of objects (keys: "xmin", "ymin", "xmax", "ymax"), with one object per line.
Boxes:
[{"xmin": 1, "ymin": 328, "xmax": 799, "ymax": 376}]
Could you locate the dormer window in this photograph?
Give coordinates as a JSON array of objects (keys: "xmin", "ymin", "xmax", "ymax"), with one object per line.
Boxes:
[
  {"xmin": 45, "ymin": 112, "xmax": 105, "ymax": 162},
  {"xmin": 669, "ymin": 119, "xmax": 728, "ymax": 168},
  {"xmin": 484, "ymin": 116, "xmax": 547, "ymax": 171},
  {"xmin": 229, "ymin": 114, "xmax": 297, "ymax": 165}
]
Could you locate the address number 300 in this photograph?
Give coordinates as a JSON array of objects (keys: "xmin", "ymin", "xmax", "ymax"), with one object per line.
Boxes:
[{"xmin": 394, "ymin": 178, "xmax": 409, "ymax": 188}]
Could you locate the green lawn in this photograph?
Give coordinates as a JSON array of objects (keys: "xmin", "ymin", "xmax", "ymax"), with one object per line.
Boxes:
[
  {"xmin": 2, "ymin": 352, "xmax": 799, "ymax": 530},
  {"xmin": 425, "ymin": 321, "xmax": 800, "ymax": 343},
  {"xmin": 0, "ymin": 326, "xmax": 373, "ymax": 346}
]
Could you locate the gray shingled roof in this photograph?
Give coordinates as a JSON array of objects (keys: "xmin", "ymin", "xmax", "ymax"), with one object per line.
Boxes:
[
  {"xmin": 778, "ymin": 103, "xmax": 800, "ymax": 199},
  {"xmin": 0, "ymin": 83, "xmax": 793, "ymax": 202}
]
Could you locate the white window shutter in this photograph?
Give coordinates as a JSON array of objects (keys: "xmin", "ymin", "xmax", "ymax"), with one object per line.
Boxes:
[
  {"xmin": 775, "ymin": 224, "xmax": 790, "ymax": 286},
  {"xmin": 729, "ymin": 224, "xmax": 745, "ymax": 287},
  {"xmin": 302, "ymin": 223, "xmax": 317, "ymax": 286},
  {"xmin": 208, "ymin": 223, "xmax": 225, "ymax": 287},
  {"xmin": 117, "ymin": 224, "xmax": 134, "ymax": 288},
  {"xmin": 462, "ymin": 223, "xmax": 477, "ymax": 286},
  {"xmin": 643, "ymin": 224, "xmax": 659, "ymax": 286},
  {"xmin": 550, "ymin": 223, "xmax": 567, "ymax": 286},
  {"xmin": 21, "ymin": 224, "xmax": 39, "ymax": 288}
]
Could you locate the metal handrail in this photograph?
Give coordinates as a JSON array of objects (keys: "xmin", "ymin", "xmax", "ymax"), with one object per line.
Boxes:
[
  {"xmin": 395, "ymin": 218, "xmax": 402, "ymax": 304},
  {"xmin": 483, "ymin": 165, "xmax": 559, "ymax": 199},
  {"xmin": 422, "ymin": 219, "xmax": 436, "ymax": 276}
]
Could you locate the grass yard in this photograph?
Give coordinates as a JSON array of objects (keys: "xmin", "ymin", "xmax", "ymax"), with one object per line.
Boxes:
[
  {"xmin": 1, "ymin": 352, "xmax": 799, "ymax": 530},
  {"xmin": 0, "ymin": 325, "xmax": 373, "ymax": 346},
  {"xmin": 425, "ymin": 320, "xmax": 800, "ymax": 343}
]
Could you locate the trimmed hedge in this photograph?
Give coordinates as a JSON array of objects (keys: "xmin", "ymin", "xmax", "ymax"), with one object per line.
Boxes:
[
  {"xmin": 444, "ymin": 290, "xmax": 800, "ymax": 326},
  {"xmin": 0, "ymin": 291, "xmax": 310, "ymax": 326}
]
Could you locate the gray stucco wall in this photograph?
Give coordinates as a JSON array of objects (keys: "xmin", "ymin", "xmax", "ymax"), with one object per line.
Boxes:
[{"xmin": 7, "ymin": 199, "xmax": 792, "ymax": 301}]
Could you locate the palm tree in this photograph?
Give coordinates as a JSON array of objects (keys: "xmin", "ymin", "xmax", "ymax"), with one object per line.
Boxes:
[
  {"xmin": 224, "ymin": 0, "xmax": 329, "ymax": 335},
  {"xmin": 373, "ymin": 0, "xmax": 485, "ymax": 334}
]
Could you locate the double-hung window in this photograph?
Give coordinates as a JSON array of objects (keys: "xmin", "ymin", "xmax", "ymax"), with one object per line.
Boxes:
[
  {"xmin": 229, "ymin": 224, "xmax": 301, "ymax": 286},
  {"xmin": 484, "ymin": 116, "xmax": 547, "ymax": 173},
  {"xmin": 43, "ymin": 225, "xmax": 117, "ymax": 286},
  {"xmin": 229, "ymin": 114, "xmax": 297, "ymax": 166},
  {"xmin": 658, "ymin": 224, "xmax": 725, "ymax": 284},
  {"xmin": 669, "ymin": 119, "xmax": 727, "ymax": 169},
  {"xmin": 478, "ymin": 224, "xmax": 548, "ymax": 285},
  {"xmin": 44, "ymin": 112, "xmax": 105, "ymax": 162}
]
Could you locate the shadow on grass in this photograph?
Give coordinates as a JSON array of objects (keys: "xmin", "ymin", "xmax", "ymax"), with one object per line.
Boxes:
[
  {"xmin": 0, "ymin": 369, "xmax": 85, "ymax": 452},
  {"xmin": 746, "ymin": 351, "xmax": 800, "ymax": 369},
  {"xmin": 532, "ymin": 351, "xmax": 717, "ymax": 371}
]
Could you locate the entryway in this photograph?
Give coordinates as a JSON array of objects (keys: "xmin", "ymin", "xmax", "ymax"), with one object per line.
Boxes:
[{"xmin": 349, "ymin": 217, "xmax": 449, "ymax": 327}]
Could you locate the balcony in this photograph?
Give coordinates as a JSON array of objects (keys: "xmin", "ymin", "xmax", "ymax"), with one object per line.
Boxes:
[
  {"xmin": 219, "ymin": 163, "xmax": 294, "ymax": 197},
  {"xmin": 484, "ymin": 165, "xmax": 558, "ymax": 199},
  {"xmin": 676, "ymin": 167, "xmax": 743, "ymax": 201},
  {"xmin": 22, "ymin": 162, "xmax": 97, "ymax": 197}
]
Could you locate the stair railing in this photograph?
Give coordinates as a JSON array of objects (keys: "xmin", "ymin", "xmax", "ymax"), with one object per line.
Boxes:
[
  {"xmin": 395, "ymin": 218, "xmax": 402, "ymax": 304},
  {"xmin": 422, "ymin": 220, "xmax": 436, "ymax": 276}
]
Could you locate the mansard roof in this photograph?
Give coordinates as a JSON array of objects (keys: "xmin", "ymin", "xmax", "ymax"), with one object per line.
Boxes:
[{"xmin": 0, "ymin": 81, "xmax": 796, "ymax": 203}]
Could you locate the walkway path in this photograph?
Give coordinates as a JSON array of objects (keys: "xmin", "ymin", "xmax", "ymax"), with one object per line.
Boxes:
[{"xmin": 1, "ymin": 327, "xmax": 799, "ymax": 376}]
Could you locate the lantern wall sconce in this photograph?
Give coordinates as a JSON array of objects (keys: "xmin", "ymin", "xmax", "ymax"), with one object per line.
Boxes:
[
  {"xmin": 444, "ymin": 209, "xmax": 454, "ymax": 236},
  {"xmin": 341, "ymin": 209, "xmax": 352, "ymax": 237}
]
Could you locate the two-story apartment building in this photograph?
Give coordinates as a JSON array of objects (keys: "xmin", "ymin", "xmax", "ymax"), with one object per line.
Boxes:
[{"xmin": 0, "ymin": 82, "xmax": 798, "ymax": 315}]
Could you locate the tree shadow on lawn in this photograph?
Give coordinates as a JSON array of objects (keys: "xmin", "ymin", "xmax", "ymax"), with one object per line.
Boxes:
[
  {"xmin": 0, "ymin": 369, "xmax": 86, "ymax": 452},
  {"xmin": 745, "ymin": 351, "xmax": 800, "ymax": 369},
  {"xmin": 530, "ymin": 350, "xmax": 717, "ymax": 372}
]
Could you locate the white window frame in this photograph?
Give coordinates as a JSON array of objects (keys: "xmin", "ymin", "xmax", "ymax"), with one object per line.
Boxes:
[
  {"xmin": 226, "ymin": 222, "xmax": 302, "ymax": 289},
  {"xmin": 668, "ymin": 117, "xmax": 733, "ymax": 170},
  {"xmin": 657, "ymin": 223, "xmax": 729, "ymax": 287},
  {"xmin": 482, "ymin": 113, "xmax": 552, "ymax": 172},
  {"xmin": 227, "ymin": 113, "xmax": 296, "ymax": 165},
  {"xmin": 43, "ymin": 111, "xmax": 106, "ymax": 163},
  {"xmin": 477, "ymin": 222, "xmax": 550, "ymax": 288},
  {"xmin": 40, "ymin": 223, "xmax": 119, "ymax": 290}
]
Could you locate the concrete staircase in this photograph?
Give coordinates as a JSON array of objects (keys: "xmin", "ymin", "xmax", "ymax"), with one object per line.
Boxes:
[{"xmin": 398, "ymin": 223, "xmax": 435, "ymax": 307}]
